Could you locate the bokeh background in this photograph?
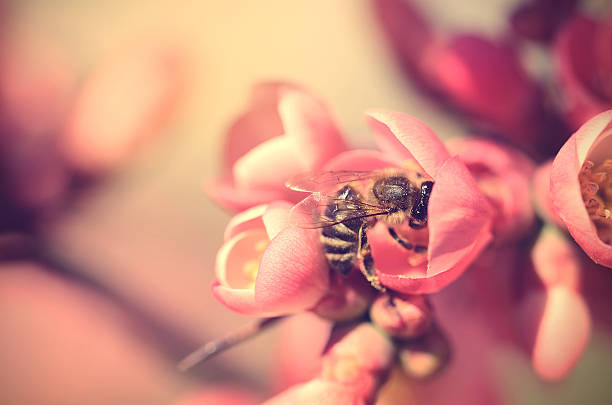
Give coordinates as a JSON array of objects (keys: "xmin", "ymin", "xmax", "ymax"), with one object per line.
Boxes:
[{"xmin": 1, "ymin": 1, "xmax": 611, "ymax": 404}]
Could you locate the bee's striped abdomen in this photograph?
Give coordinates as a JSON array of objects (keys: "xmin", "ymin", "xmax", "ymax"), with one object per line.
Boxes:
[{"xmin": 320, "ymin": 185, "xmax": 363, "ymax": 275}]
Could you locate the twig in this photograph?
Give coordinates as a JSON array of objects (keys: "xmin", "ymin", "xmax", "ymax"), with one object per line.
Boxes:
[{"xmin": 177, "ymin": 316, "xmax": 284, "ymax": 371}]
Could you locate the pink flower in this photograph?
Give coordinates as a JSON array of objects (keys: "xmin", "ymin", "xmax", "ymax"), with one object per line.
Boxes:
[
  {"xmin": 550, "ymin": 110, "xmax": 612, "ymax": 268},
  {"xmin": 522, "ymin": 227, "xmax": 591, "ymax": 380},
  {"xmin": 369, "ymin": 293, "xmax": 431, "ymax": 339},
  {"xmin": 212, "ymin": 201, "xmax": 330, "ymax": 316},
  {"xmin": 447, "ymin": 137, "xmax": 536, "ymax": 240},
  {"xmin": 263, "ymin": 323, "xmax": 395, "ymax": 405},
  {"xmin": 317, "ymin": 111, "xmax": 493, "ymax": 294},
  {"xmin": 61, "ymin": 42, "xmax": 185, "ymax": 175},
  {"xmin": 555, "ymin": 12, "xmax": 612, "ymax": 129},
  {"xmin": 207, "ymin": 83, "xmax": 347, "ymax": 212}
]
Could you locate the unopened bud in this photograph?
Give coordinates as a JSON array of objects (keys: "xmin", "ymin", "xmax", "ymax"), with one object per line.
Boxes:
[
  {"xmin": 398, "ymin": 326, "xmax": 450, "ymax": 379},
  {"xmin": 370, "ymin": 294, "xmax": 431, "ymax": 338}
]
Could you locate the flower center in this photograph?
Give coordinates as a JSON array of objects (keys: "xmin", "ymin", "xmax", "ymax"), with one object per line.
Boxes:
[
  {"xmin": 242, "ymin": 238, "xmax": 269, "ymax": 289},
  {"xmin": 579, "ymin": 159, "xmax": 612, "ymax": 244}
]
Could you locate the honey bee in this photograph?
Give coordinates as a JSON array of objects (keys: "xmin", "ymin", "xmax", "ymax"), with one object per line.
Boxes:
[{"xmin": 286, "ymin": 169, "xmax": 434, "ymax": 292}]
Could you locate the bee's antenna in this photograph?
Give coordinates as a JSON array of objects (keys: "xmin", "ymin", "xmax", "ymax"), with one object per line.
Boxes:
[{"xmin": 177, "ymin": 316, "xmax": 284, "ymax": 371}]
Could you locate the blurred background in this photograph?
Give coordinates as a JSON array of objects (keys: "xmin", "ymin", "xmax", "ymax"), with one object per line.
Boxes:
[{"xmin": 0, "ymin": 1, "xmax": 611, "ymax": 404}]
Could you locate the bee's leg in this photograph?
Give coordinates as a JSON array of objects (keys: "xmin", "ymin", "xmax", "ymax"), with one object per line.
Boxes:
[
  {"xmin": 388, "ymin": 227, "xmax": 414, "ymax": 250},
  {"xmin": 357, "ymin": 224, "xmax": 386, "ymax": 292},
  {"xmin": 388, "ymin": 227, "xmax": 428, "ymax": 253}
]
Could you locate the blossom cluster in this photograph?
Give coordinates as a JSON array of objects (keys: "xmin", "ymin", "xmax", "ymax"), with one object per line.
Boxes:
[{"xmin": 205, "ymin": 1, "xmax": 612, "ymax": 403}]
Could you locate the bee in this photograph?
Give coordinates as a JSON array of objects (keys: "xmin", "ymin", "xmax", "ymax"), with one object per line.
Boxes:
[{"xmin": 286, "ymin": 169, "xmax": 434, "ymax": 292}]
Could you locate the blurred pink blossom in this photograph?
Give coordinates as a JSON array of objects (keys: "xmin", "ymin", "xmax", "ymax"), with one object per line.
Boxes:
[
  {"xmin": 523, "ymin": 227, "xmax": 591, "ymax": 381},
  {"xmin": 207, "ymin": 83, "xmax": 347, "ymax": 212},
  {"xmin": 447, "ymin": 137, "xmax": 536, "ymax": 240},
  {"xmin": 550, "ymin": 110, "xmax": 612, "ymax": 268},
  {"xmin": 61, "ymin": 42, "xmax": 185, "ymax": 175},
  {"xmin": 263, "ymin": 323, "xmax": 394, "ymax": 405},
  {"xmin": 212, "ymin": 202, "xmax": 330, "ymax": 316},
  {"xmin": 555, "ymin": 12, "xmax": 612, "ymax": 129}
]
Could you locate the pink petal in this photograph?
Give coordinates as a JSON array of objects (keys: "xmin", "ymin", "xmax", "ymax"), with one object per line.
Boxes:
[
  {"xmin": 447, "ymin": 137, "xmax": 536, "ymax": 239},
  {"xmin": 421, "ymin": 36, "xmax": 538, "ymax": 135},
  {"xmin": 531, "ymin": 286, "xmax": 591, "ymax": 381},
  {"xmin": 262, "ymin": 201, "xmax": 293, "ymax": 240},
  {"xmin": 215, "ymin": 229, "xmax": 268, "ymax": 289},
  {"xmin": 223, "ymin": 204, "xmax": 267, "ymax": 242},
  {"xmin": 372, "ymin": 0, "xmax": 435, "ymax": 73},
  {"xmin": 254, "ymin": 226, "xmax": 330, "ymax": 314},
  {"xmin": 427, "ymin": 157, "xmax": 493, "ymax": 277},
  {"xmin": 365, "ymin": 110, "xmax": 450, "ymax": 178},
  {"xmin": 551, "ymin": 110, "xmax": 612, "ymax": 267},
  {"xmin": 222, "ymin": 82, "xmax": 300, "ymax": 173},
  {"xmin": 205, "ymin": 179, "xmax": 299, "ymax": 213},
  {"xmin": 531, "ymin": 227, "xmax": 581, "ymax": 290},
  {"xmin": 279, "ymin": 90, "xmax": 347, "ymax": 169},
  {"xmin": 555, "ymin": 15, "xmax": 611, "ymax": 128},
  {"xmin": 233, "ymin": 135, "xmax": 308, "ymax": 190},
  {"xmin": 62, "ymin": 42, "xmax": 185, "ymax": 174}
]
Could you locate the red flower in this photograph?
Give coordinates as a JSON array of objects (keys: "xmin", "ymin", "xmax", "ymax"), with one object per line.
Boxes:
[
  {"xmin": 555, "ymin": 12, "xmax": 612, "ymax": 129},
  {"xmin": 550, "ymin": 110, "xmax": 612, "ymax": 268}
]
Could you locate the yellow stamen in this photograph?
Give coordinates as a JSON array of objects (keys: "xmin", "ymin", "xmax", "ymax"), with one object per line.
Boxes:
[
  {"xmin": 242, "ymin": 239, "xmax": 269, "ymax": 289},
  {"xmin": 580, "ymin": 159, "xmax": 612, "ymax": 243}
]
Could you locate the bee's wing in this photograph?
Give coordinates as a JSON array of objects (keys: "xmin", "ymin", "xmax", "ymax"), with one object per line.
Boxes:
[
  {"xmin": 285, "ymin": 170, "xmax": 381, "ymax": 193},
  {"xmin": 289, "ymin": 192, "xmax": 388, "ymax": 229}
]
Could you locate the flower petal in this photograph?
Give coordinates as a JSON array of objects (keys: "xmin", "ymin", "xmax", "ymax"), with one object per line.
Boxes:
[
  {"xmin": 222, "ymin": 82, "xmax": 299, "ymax": 172},
  {"xmin": 223, "ymin": 204, "xmax": 267, "ymax": 242},
  {"xmin": 254, "ymin": 226, "xmax": 330, "ymax": 314},
  {"xmin": 233, "ymin": 135, "xmax": 308, "ymax": 190},
  {"xmin": 427, "ymin": 157, "xmax": 493, "ymax": 278},
  {"xmin": 206, "ymin": 179, "xmax": 299, "ymax": 213},
  {"xmin": 365, "ymin": 110, "xmax": 450, "ymax": 178},
  {"xmin": 531, "ymin": 286, "xmax": 591, "ymax": 381},
  {"xmin": 279, "ymin": 90, "xmax": 347, "ymax": 169},
  {"xmin": 262, "ymin": 201, "xmax": 293, "ymax": 240}
]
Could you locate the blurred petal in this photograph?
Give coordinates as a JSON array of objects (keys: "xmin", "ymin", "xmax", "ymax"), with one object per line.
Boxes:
[
  {"xmin": 531, "ymin": 286, "xmax": 591, "ymax": 381},
  {"xmin": 531, "ymin": 226, "xmax": 581, "ymax": 290},
  {"xmin": 62, "ymin": 42, "xmax": 185, "ymax": 174}
]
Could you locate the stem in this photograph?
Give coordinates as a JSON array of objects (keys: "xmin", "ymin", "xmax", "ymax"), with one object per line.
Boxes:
[{"xmin": 177, "ymin": 316, "xmax": 284, "ymax": 371}]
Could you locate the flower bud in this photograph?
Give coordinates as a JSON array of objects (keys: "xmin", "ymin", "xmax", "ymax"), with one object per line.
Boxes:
[
  {"xmin": 370, "ymin": 294, "xmax": 431, "ymax": 338},
  {"xmin": 398, "ymin": 326, "xmax": 451, "ymax": 380}
]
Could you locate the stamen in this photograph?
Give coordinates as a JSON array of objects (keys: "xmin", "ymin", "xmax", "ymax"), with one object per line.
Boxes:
[
  {"xmin": 580, "ymin": 159, "xmax": 612, "ymax": 241},
  {"xmin": 242, "ymin": 239, "xmax": 269, "ymax": 289}
]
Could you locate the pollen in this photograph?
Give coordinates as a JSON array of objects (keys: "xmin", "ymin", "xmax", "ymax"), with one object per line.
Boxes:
[
  {"xmin": 579, "ymin": 159, "xmax": 612, "ymax": 243},
  {"xmin": 242, "ymin": 239, "xmax": 269, "ymax": 289}
]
